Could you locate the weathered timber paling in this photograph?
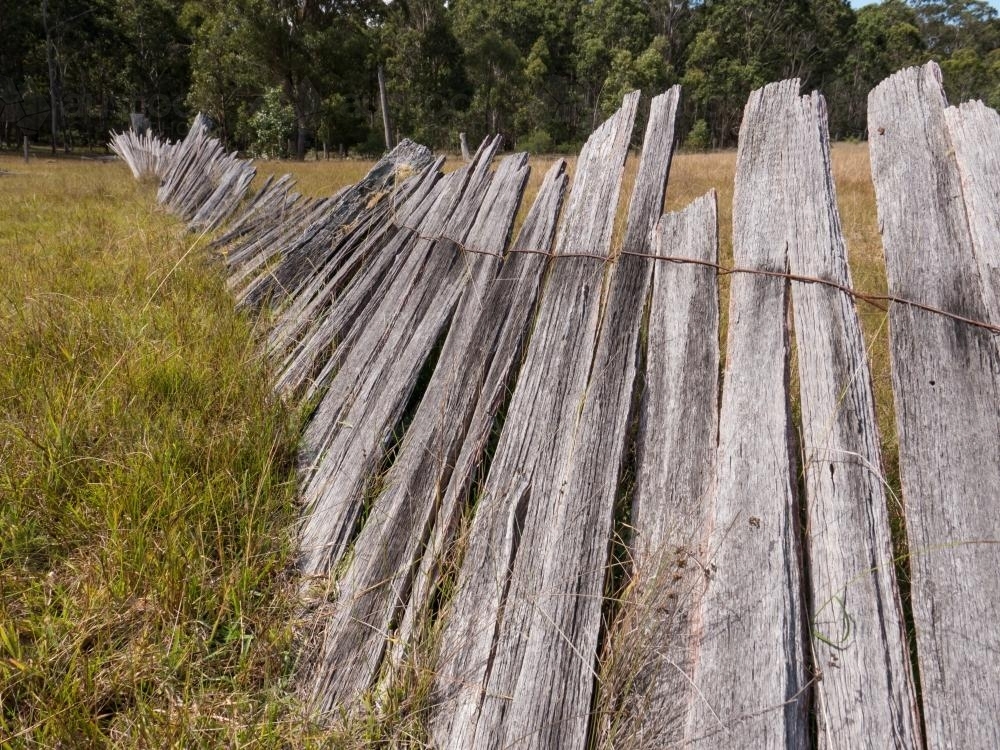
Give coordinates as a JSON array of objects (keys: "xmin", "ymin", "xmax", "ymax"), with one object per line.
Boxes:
[
  {"xmin": 236, "ymin": 140, "xmax": 433, "ymax": 310},
  {"xmin": 109, "ymin": 129, "xmax": 176, "ymax": 180},
  {"xmin": 869, "ymin": 61, "xmax": 1000, "ymax": 748},
  {"xmin": 292, "ymin": 147, "xmax": 487, "ymax": 407},
  {"xmin": 301, "ymin": 157, "xmax": 557, "ymax": 715},
  {"xmin": 430, "ymin": 89, "xmax": 655, "ymax": 750},
  {"xmin": 945, "ymin": 99, "xmax": 1000, "ymax": 324},
  {"xmin": 788, "ymin": 92, "xmax": 920, "ymax": 748},
  {"xmin": 230, "ymin": 196, "xmax": 333, "ymax": 301},
  {"xmin": 602, "ymin": 189, "xmax": 719, "ymax": 749},
  {"xmin": 154, "ymin": 115, "xmax": 257, "ymax": 230},
  {"xmin": 385, "ymin": 160, "xmax": 568, "ymax": 679},
  {"xmin": 213, "ymin": 174, "xmax": 293, "ymax": 249},
  {"xmin": 685, "ymin": 79, "xmax": 808, "ymax": 748},
  {"xmin": 295, "ymin": 139, "xmax": 518, "ymax": 579},
  {"xmin": 271, "ymin": 159, "xmax": 445, "ymax": 397},
  {"xmin": 264, "ymin": 162, "xmax": 434, "ymax": 364}
]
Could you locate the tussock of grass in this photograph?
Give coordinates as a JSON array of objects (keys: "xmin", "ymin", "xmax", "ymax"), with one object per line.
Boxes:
[{"xmin": 0, "ymin": 157, "xmax": 315, "ymax": 746}]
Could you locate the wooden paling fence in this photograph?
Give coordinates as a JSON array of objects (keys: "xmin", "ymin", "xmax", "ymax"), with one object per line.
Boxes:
[{"xmin": 111, "ymin": 61, "xmax": 1000, "ymax": 748}]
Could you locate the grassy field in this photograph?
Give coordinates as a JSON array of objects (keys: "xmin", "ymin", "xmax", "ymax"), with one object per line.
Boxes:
[
  {"xmin": 0, "ymin": 143, "xmax": 896, "ymax": 746},
  {"xmin": 0, "ymin": 156, "xmax": 314, "ymax": 746}
]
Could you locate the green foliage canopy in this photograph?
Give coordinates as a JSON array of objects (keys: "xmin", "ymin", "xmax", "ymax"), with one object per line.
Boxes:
[{"xmin": 4, "ymin": 0, "xmax": 1000, "ymax": 154}]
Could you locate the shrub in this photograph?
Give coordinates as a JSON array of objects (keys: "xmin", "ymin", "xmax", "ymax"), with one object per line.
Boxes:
[
  {"xmin": 519, "ymin": 128, "xmax": 554, "ymax": 154},
  {"xmin": 684, "ymin": 119, "xmax": 711, "ymax": 151}
]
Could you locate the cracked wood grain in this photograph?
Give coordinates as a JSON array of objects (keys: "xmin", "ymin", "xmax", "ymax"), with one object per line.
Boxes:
[
  {"xmin": 302, "ymin": 158, "xmax": 562, "ymax": 716},
  {"xmin": 945, "ymin": 99, "xmax": 1000, "ymax": 324},
  {"xmin": 788, "ymin": 91, "xmax": 920, "ymax": 749},
  {"xmin": 429, "ymin": 88, "xmax": 674, "ymax": 750},
  {"xmin": 685, "ymin": 80, "xmax": 809, "ymax": 749},
  {"xmin": 296, "ymin": 139, "xmax": 521, "ymax": 579},
  {"xmin": 869, "ymin": 61, "xmax": 1000, "ymax": 748},
  {"xmin": 602, "ymin": 189, "xmax": 719, "ymax": 749},
  {"xmin": 236, "ymin": 140, "xmax": 433, "ymax": 310}
]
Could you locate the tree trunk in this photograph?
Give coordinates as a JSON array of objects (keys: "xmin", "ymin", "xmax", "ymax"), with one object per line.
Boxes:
[
  {"xmin": 296, "ymin": 103, "xmax": 308, "ymax": 160},
  {"xmin": 378, "ymin": 65, "xmax": 394, "ymax": 151},
  {"xmin": 41, "ymin": 0, "xmax": 59, "ymax": 156}
]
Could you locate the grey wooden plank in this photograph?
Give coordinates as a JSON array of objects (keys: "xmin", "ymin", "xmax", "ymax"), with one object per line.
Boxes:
[
  {"xmin": 296, "ymin": 140, "xmax": 516, "ymax": 579},
  {"xmin": 869, "ymin": 61, "xmax": 1000, "ymax": 748},
  {"xmin": 302, "ymin": 158, "xmax": 560, "ymax": 716},
  {"xmin": 157, "ymin": 115, "xmax": 223, "ymax": 220},
  {"xmin": 385, "ymin": 160, "xmax": 568, "ymax": 678},
  {"xmin": 788, "ymin": 91, "xmax": 920, "ymax": 748},
  {"xmin": 238, "ymin": 140, "xmax": 434, "ymax": 310},
  {"xmin": 685, "ymin": 80, "xmax": 809, "ymax": 748},
  {"xmin": 265, "ymin": 163, "xmax": 437, "ymax": 365},
  {"xmin": 213, "ymin": 173, "xmax": 279, "ymax": 246},
  {"xmin": 229, "ymin": 197, "xmax": 333, "ymax": 301},
  {"xmin": 430, "ymin": 89, "xmax": 662, "ymax": 750},
  {"xmin": 189, "ymin": 154, "xmax": 256, "ymax": 232},
  {"xmin": 291, "ymin": 145, "xmax": 488, "ymax": 411},
  {"xmin": 267, "ymin": 158, "xmax": 444, "ymax": 394},
  {"xmin": 945, "ymin": 99, "xmax": 1000, "ymax": 323},
  {"xmin": 276, "ymin": 160, "xmax": 450, "ymax": 400},
  {"xmin": 265, "ymin": 199, "xmax": 398, "ymax": 363},
  {"xmin": 216, "ymin": 175, "xmax": 302, "ymax": 257},
  {"xmin": 601, "ymin": 190, "xmax": 719, "ymax": 749},
  {"xmin": 109, "ymin": 129, "xmax": 175, "ymax": 180},
  {"xmin": 290, "ymin": 152, "xmax": 474, "ymax": 412}
]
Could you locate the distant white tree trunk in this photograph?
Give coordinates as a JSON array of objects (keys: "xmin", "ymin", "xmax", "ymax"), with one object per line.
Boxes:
[
  {"xmin": 41, "ymin": 0, "xmax": 59, "ymax": 155},
  {"xmin": 378, "ymin": 65, "xmax": 394, "ymax": 151}
]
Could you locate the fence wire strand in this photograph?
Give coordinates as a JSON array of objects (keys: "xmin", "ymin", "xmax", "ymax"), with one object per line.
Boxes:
[{"xmin": 389, "ymin": 218, "xmax": 1000, "ymax": 337}]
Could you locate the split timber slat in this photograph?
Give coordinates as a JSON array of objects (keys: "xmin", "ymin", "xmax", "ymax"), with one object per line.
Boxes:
[
  {"xmin": 224, "ymin": 194, "xmax": 313, "ymax": 293},
  {"xmin": 109, "ymin": 129, "xmax": 175, "ymax": 180},
  {"xmin": 190, "ymin": 157, "xmax": 256, "ymax": 232},
  {"xmin": 429, "ymin": 89, "xmax": 651, "ymax": 750},
  {"xmin": 108, "ymin": 74, "xmax": 1000, "ymax": 746},
  {"xmin": 278, "ymin": 160, "xmax": 450, "ymax": 401},
  {"xmin": 787, "ymin": 92, "xmax": 920, "ymax": 747},
  {"xmin": 268, "ymin": 162, "xmax": 440, "ymax": 393},
  {"xmin": 294, "ymin": 161, "xmax": 475, "ymax": 566},
  {"xmin": 869, "ymin": 62, "xmax": 1000, "ymax": 747},
  {"xmin": 605, "ymin": 190, "xmax": 720, "ymax": 749},
  {"xmin": 296, "ymin": 140, "xmax": 524, "ymax": 578},
  {"xmin": 384, "ymin": 160, "xmax": 568, "ymax": 678},
  {"xmin": 212, "ymin": 173, "xmax": 289, "ymax": 248},
  {"xmin": 685, "ymin": 80, "xmax": 808, "ymax": 748},
  {"xmin": 303, "ymin": 158, "xmax": 558, "ymax": 715},
  {"xmin": 945, "ymin": 99, "xmax": 1000, "ymax": 323},
  {"xmin": 264, "ymin": 200, "xmax": 396, "ymax": 355},
  {"xmin": 218, "ymin": 176, "xmax": 302, "ymax": 256},
  {"xmin": 153, "ymin": 114, "xmax": 257, "ymax": 230},
  {"xmin": 229, "ymin": 196, "xmax": 331, "ymax": 299},
  {"xmin": 237, "ymin": 140, "xmax": 434, "ymax": 310}
]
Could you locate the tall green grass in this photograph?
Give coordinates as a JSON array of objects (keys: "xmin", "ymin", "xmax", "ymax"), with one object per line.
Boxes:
[{"xmin": 0, "ymin": 157, "xmax": 315, "ymax": 746}]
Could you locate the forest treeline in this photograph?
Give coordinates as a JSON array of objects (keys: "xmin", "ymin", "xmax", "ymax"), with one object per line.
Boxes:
[{"xmin": 2, "ymin": 0, "xmax": 1000, "ymax": 157}]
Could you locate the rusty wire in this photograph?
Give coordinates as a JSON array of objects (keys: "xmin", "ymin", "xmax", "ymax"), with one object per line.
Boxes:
[{"xmin": 389, "ymin": 218, "xmax": 1000, "ymax": 337}]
